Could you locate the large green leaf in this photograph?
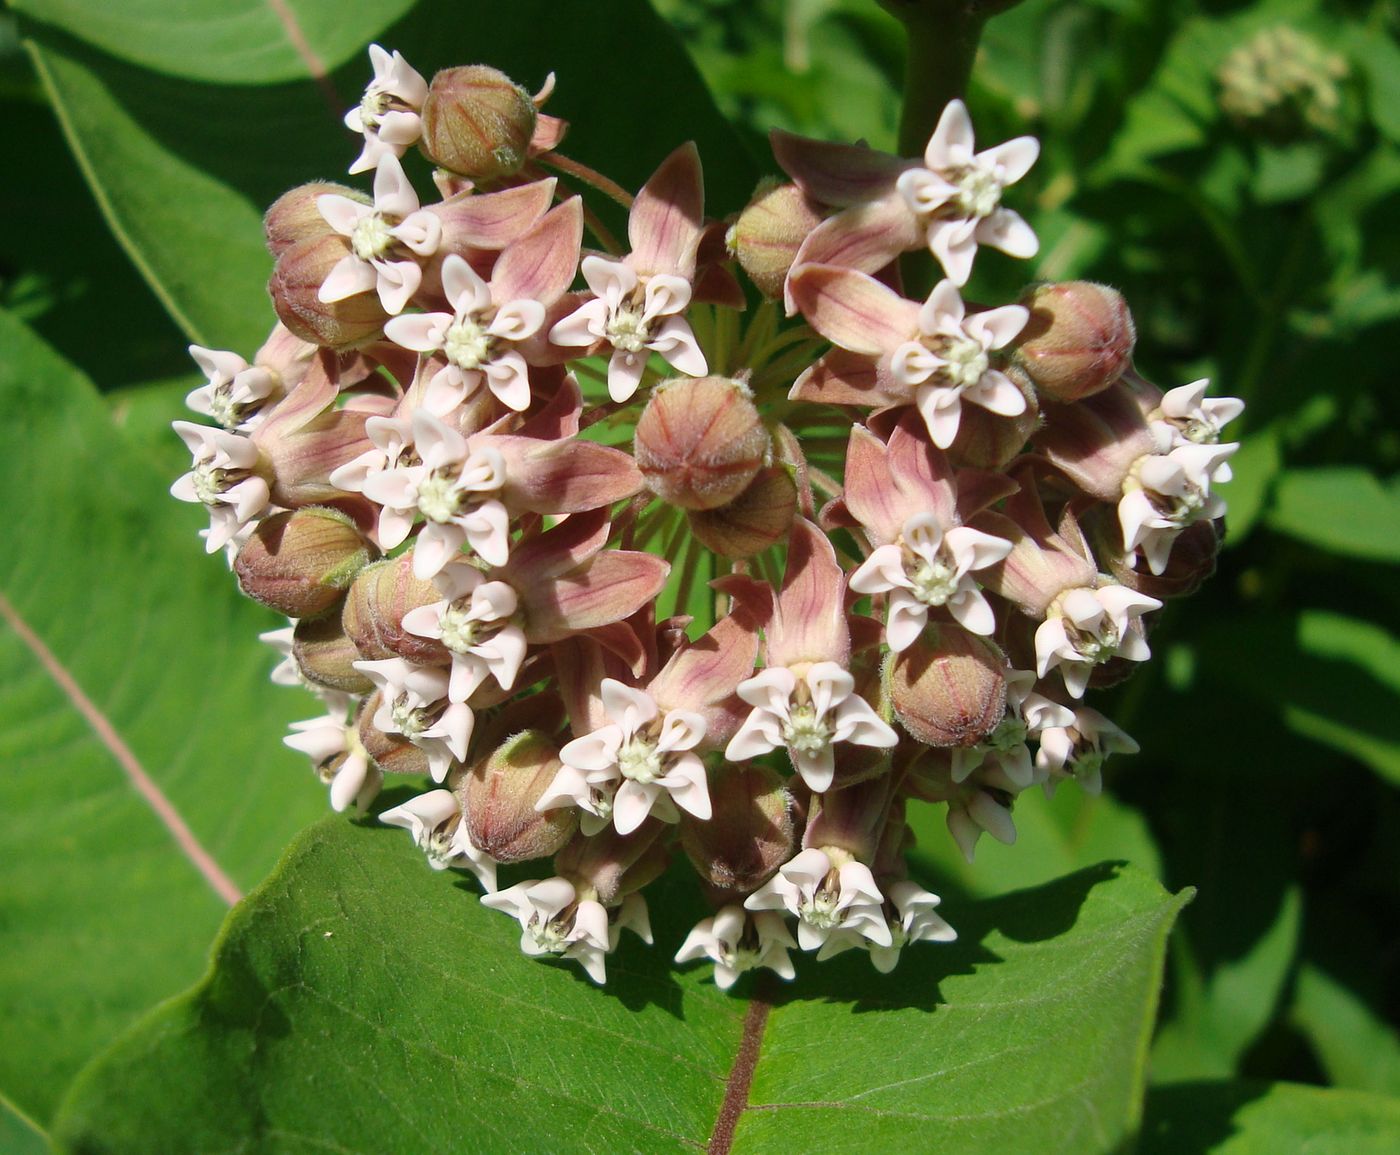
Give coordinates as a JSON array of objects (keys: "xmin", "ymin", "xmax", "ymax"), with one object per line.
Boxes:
[
  {"xmin": 1266, "ymin": 467, "xmax": 1400, "ymax": 564},
  {"xmin": 1293, "ymin": 964, "xmax": 1400, "ymax": 1097},
  {"xmin": 1141, "ymin": 1081, "xmax": 1400, "ymax": 1154},
  {"xmin": 52, "ymin": 818, "xmax": 1187, "ymax": 1153},
  {"xmin": 0, "ymin": 309, "xmax": 325, "ymax": 1125},
  {"xmin": 18, "ymin": 0, "xmax": 756, "ymax": 354}
]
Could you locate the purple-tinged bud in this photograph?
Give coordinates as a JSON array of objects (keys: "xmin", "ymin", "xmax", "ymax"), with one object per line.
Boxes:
[
  {"xmin": 419, "ymin": 66, "xmax": 537, "ymax": 182},
  {"xmin": 264, "ymin": 182, "xmax": 368, "ymax": 259},
  {"xmin": 1033, "ymin": 381, "xmax": 1159, "ymax": 503},
  {"xmin": 555, "ymin": 822, "xmax": 669, "ymax": 907},
  {"xmin": 358, "ymin": 695, "xmax": 431, "ymax": 775},
  {"xmin": 634, "ymin": 377, "xmax": 770, "ymax": 511},
  {"xmin": 1012, "ymin": 282, "xmax": 1136, "ymax": 402},
  {"xmin": 234, "ymin": 507, "xmax": 376, "ymax": 619},
  {"xmin": 680, "ymin": 763, "xmax": 796, "ymax": 894},
  {"xmin": 889, "ymin": 626, "xmax": 1008, "ymax": 748},
  {"xmin": 269, "ymin": 234, "xmax": 387, "ymax": 351},
  {"xmin": 686, "ymin": 466, "xmax": 798, "ymax": 559},
  {"xmin": 459, "ymin": 730, "xmax": 577, "ymax": 863},
  {"xmin": 342, "ymin": 553, "xmax": 447, "ymax": 665},
  {"xmin": 292, "ymin": 613, "xmax": 373, "ymax": 694},
  {"xmin": 727, "ymin": 179, "xmax": 825, "ymax": 300},
  {"xmin": 1087, "ymin": 506, "xmax": 1222, "ymax": 600},
  {"xmin": 945, "ymin": 363, "xmax": 1041, "ymax": 469}
]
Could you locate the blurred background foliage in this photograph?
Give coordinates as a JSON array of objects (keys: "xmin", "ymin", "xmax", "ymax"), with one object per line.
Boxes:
[{"xmin": 1, "ymin": 0, "xmax": 1397, "ymax": 1129}]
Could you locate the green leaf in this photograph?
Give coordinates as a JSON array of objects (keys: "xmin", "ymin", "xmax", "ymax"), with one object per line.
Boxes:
[
  {"xmin": 1141, "ymin": 1081, "xmax": 1400, "ymax": 1154},
  {"xmin": 1347, "ymin": 28, "xmax": 1400, "ymax": 144},
  {"xmin": 52, "ymin": 819, "xmax": 1188, "ymax": 1153},
  {"xmin": 0, "ymin": 1098, "xmax": 48, "ymax": 1155},
  {"xmin": 0, "ymin": 309, "xmax": 325, "ymax": 1124},
  {"xmin": 1293, "ymin": 964, "xmax": 1400, "ymax": 1096},
  {"xmin": 1266, "ymin": 467, "xmax": 1400, "ymax": 563},
  {"xmin": 20, "ymin": 0, "xmax": 756, "ymax": 352},
  {"xmin": 1219, "ymin": 427, "xmax": 1281, "ymax": 544}
]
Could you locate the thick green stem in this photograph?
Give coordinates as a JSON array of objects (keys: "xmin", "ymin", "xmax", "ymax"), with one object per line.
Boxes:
[{"xmin": 886, "ymin": 1, "xmax": 989, "ymax": 157}]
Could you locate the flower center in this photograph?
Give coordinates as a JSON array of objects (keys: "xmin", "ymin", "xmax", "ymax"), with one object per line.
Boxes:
[
  {"xmin": 438, "ymin": 600, "xmax": 501, "ymax": 653},
  {"xmin": 607, "ymin": 306, "xmax": 649, "ymax": 354},
  {"xmin": 798, "ymin": 889, "xmax": 842, "ymax": 929},
  {"xmin": 425, "ymin": 820, "xmax": 460, "ymax": 867},
  {"xmin": 783, "ymin": 703, "xmax": 832, "ymax": 756},
  {"xmin": 351, "ymin": 213, "xmax": 394, "ymax": 261},
  {"xmin": 908, "ymin": 554, "xmax": 959, "ymax": 606},
  {"xmin": 1182, "ymin": 418, "xmax": 1217, "ymax": 445},
  {"xmin": 1071, "ymin": 747, "xmax": 1107, "ymax": 782},
  {"xmin": 937, "ymin": 332, "xmax": 990, "ymax": 390},
  {"xmin": 617, "ymin": 735, "xmax": 664, "ymax": 784},
  {"xmin": 526, "ymin": 914, "xmax": 571, "ymax": 955},
  {"xmin": 1069, "ymin": 619, "xmax": 1118, "ymax": 664},
  {"xmin": 389, "ymin": 696, "xmax": 428, "ymax": 738},
  {"xmin": 952, "ymin": 164, "xmax": 1003, "ymax": 219},
  {"xmin": 359, "ymin": 89, "xmax": 389, "ymax": 130},
  {"xmin": 191, "ymin": 463, "xmax": 227, "ymax": 505},
  {"xmin": 415, "ymin": 470, "xmax": 462, "ymax": 523},
  {"xmin": 444, "ymin": 315, "xmax": 494, "ymax": 371}
]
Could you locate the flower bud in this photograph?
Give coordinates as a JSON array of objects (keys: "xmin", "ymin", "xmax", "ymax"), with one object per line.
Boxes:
[
  {"xmin": 634, "ymin": 377, "xmax": 769, "ymax": 511},
  {"xmin": 1012, "ymin": 282, "xmax": 1136, "ymax": 402},
  {"xmin": 269, "ymin": 234, "xmax": 387, "ymax": 350},
  {"xmin": 419, "ymin": 66, "xmax": 537, "ymax": 182},
  {"xmin": 889, "ymin": 626, "xmax": 1008, "ymax": 748},
  {"xmin": 264, "ymin": 182, "xmax": 367, "ymax": 259},
  {"xmin": 686, "ymin": 466, "xmax": 798, "ymax": 559},
  {"xmin": 727, "ymin": 179, "xmax": 825, "ymax": 300},
  {"xmin": 458, "ymin": 730, "xmax": 577, "ymax": 862},
  {"xmin": 357, "ymin": 694, "xmax": 431, "ymax": 775},
  {"xmin": 292, "ymin": 613, "xmax": 373, "ymax": 694},
  {"xmin": 945, "ymin": 364, "xmax": 1041, "ymax": 469},
  {"xmin": 680, "ymin": 763, "xmax": 796, "ymax": 894},
  {"xmin": 1032, "ymin": 381, "xmax": 1158, "ymax": 503},
  {"xmin": 342, "ymin": 553, "xmax": 447, "ymax": 665},
  {"xmin": 802, "ymin": 773, "xmax": 895, "ymax": 862},
  {"xmin": 234, "ymin": 507, "xmax": 376, "ymax": 619}
]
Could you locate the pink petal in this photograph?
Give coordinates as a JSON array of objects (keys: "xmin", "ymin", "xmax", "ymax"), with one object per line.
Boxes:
[
  {"xmin": 491, "ymin": 198, "xmax": 584, "ymax": 305},
  {"xmin": 628, "ymin": 142, "xmax": 704, "ymax": 278},
  {"xmin": 787, "ymin": 264, "xmax": 917, "ymax": 356},
  {"xmin": 768, "ymin": 518, "xmax": 849, "ymax": 669},
  {"xmin": 770, "ymin": 129, "xmax": 908, "ymax": 207}
]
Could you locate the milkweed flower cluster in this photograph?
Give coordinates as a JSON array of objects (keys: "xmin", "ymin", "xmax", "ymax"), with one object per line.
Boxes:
[{"xmin": 172, "ymin": 49, "xmax": 1242, "ymax": 988}]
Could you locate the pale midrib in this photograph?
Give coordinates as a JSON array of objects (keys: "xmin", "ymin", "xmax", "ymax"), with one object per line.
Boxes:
[
  {"xmin": 0, "ymin": 590, "xmax": 242, "ymax": 906},
  {"xmin": 263, "ymin": 0, "xmax": 342, "ymax": 114}
]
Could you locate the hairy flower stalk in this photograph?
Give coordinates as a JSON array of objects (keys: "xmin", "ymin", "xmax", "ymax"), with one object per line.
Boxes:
[{"xmin": 173, "ymin": 46, "xmax": 1240, "ymax": 988}]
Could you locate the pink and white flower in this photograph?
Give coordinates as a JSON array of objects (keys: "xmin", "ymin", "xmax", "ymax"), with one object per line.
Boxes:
[
  {"xmin": 1035, "ymin": 706, "xmax": 1139, "ymax": 796},
  {"xmin": 950, "ymin": 669, "xmax": 1074, "ymax": 789},
  {"xmin": 169, "ymin": 422, "xmax": 270, "ymax": 554},
  {"xmin": 317, "ymin": 154, "xmax": 442, "ymax": 314},
  {"xmin": 353, "ymin": 658, "xmax": 473, "ymax": 782},
  {"xmin": 1119, "ymin": 440, "xmax": 1237, "ymax": 575},
  {"xmin": 674, "ymin": 906, "xmax": 798, "ymax": 990},
  {"xmin": 744, "ymin": 848, "xmax": 891, "ymax": 953},
  {"xmin": 818, "ymin": 880, "xmax": 957, "ymax": 972},
  {"xmin": 185, "ymin": 346, "xmax": 277, "ymax": 430},
  {"xmin": 381, "ymin": 789, "xmax": 496, "ymax": 891},
  {"xmin": 1035, "ymin": 585, "xmax": 1162, "ymax": 698},
  {"xmin": 283, "ymin": 706, "xmax": 380, "ymax": 813},
  {"xmin": 895, "ymin": 99, "xmax": 1040, "ymax": 285},
  {"xmin": 344, "ymin": 44, "xmax": 427, "ymax": 175},
  {"xmin": 401, "ymin": 562, "xmax": 526, "ymax": 703}
]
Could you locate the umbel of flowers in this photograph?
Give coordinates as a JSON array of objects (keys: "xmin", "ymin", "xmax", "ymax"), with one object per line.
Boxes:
[{"xmin": 173, "ymin": 49, "xmax": 1242, "ymax": 988}]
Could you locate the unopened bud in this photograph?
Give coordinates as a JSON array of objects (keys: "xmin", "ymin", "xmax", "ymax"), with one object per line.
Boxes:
[
  {"xmin": 357, "ymin": 694, "xmax": 431, "ymax": 776},
  {"xmin": 680, "ymin": 763, "xmax": 796, "ymax": 894},
  {"xmin": 945, "ymin": 363, "xmax": 1041, "ymax": 468},
  {"xmin": 264, "ymin": 182, "xmax": 367, "ymax": 259},
  {"xmin": 235, "ymin": 507, "xmax": 376, "ymax": 619},
  {"xmin": 343, "ymin": 553, "xmax": 447, "ymax": 665},
  {"xmin": 634, "ymin": 377, "xmax": 769, "ymax": 511},
  {"xmin": 293, "ymin": 614, "xmax": 373, "ymax": 694},
  {"xmin": 419, "ymin": 66, "xmax": 537, "ymax": 182},
  {"xmin": 1012, "ymin": 282, "xmax": 1136, "ymax": 403},
  {"xmin": 459, "ymin": 730, "xmax": 577, "ymax": 862},
  {"xmin": 269, "ymin": 234, "xmax": 387, "ymax": 350},
  {"xmin": 728, "ymin": 180, "xmax": 825, "ymax": 300},
  {"xmin": 889, "ymin": 626, "xmax": 1008, "ymax": 748},
  {"xmin": 686, "ymin": 466, "xmax": 798, "ymax": 558},
  {"xmin": 1032, "ymin": 381, "xmax": 1157, "ymax": 502}
]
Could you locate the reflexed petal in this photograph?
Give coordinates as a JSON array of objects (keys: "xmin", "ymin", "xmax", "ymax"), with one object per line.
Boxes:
[
  {"xmin": 978, "ymin": 208, "xmax": 1039, "ymax": 259},
  {"xmin": 925, "ymin": 99, "xmax": 976, "ymax": 169},
  {"xmin": 383, "ymin": 312, "xmax": 450, "ymax": 352},
  {"xmin": 964, "ymin": 369, "xmax": 1028, "ymax": 417},
  {"xmin": 650, "ymin": 316, "xmax": 707, "ymax": 377},
  {"xmin": 979, "ymin": 136, "xmax": 1039, "ymax": 185},
  {"xmin": 318, "ymin": 255, "xmax": 377, "ymax": 303},
  {"xmin": 965, "ymin": 303, "xmax": 1029, "ymax": 349},
  {"xmin": 440, "ymin": 253, "xmax": 492, "ymax": 315}
]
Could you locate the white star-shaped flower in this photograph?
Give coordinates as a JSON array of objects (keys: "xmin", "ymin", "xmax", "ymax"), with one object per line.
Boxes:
[
  {"xmin": 889, "ymin": 279, "xmax": 1028, "ymax": 449},
  {"xmin": 317, "ymin": 153, "xmax": 442, "ymax": 314},
  {"xmin": 745, "ymin": 848, "xmax": 891, "ymax": 953},
  {"xmin": 818, "ymin": 880, "xmax": 957, "ymax": 973},
  {"xmin": 675, "ymin": 906, "xmax": 798, "ymax": 990},
  {"xmin": 950, "ymin": 670, "xmax": 1075, "ymax": 789},
  {"xmin": 538, "ymin": 680, "xmax": 710, "ymax": 836},
  {"xmin": 850, "ymin": 513, "xmax": 1012, "ymax": 648},
  {"xmin": 359, "ymin": 411, "xmax": 510, "ymax": 577},
  {"xmin": 1119, "ymin": 441, "xmax": 1237, "ymax": 575},
  {"xmin": 384, "ymin": 254, "xmax": 546, "ymax": 414},
  {"xmin": 483, "ymin": 877, "xmax": 647, "ymax": 985},
  {"xmin": 1153, "ymin": 378, "xmax": 1245, "ymax": 480},
  {"xmin": 381, "ymin": 789, "xmax": 497, "ymax": 892},
  {"xmin": 284, "ymin": 706, "xmax": 380, "ymax": 813},
  {"xmin": 894, "ymin": 99, "xmax": 1040, "ymax": 285},
  {"xmin": 185, "ymin": 345, "xmax": 276, "ymax": 431},
  {"xmin": 548, "ymin": 256, "xmax": 707, "ymax": 402},
  {"xmin": 1034, "ymin": 585, "xmax": 1161, "ymax": 698},
  {"xmin": 401, "ymin": 562, "xmax": 526, "ymax": 703},
  {"xmin": 946, "ymin": 759, "xmax": 1023, "ymax": 863},
  {"xmin": 345, "ymin": 44, "xmax": 427, "ymax": 175},
  {"xmin": 726, "ymin": 663, "xmax": 897, "ymax": 793},
  {"xmin": 1035, "ymin": 707, "xmax": 1139, "ymax": 796},
  {"xmin": 354, "ymin": 658, "xmax": 473, "ymax": 782},
  {"xmin": 169, "ymin": 421, "xmax": 270, "ymax": 554}
]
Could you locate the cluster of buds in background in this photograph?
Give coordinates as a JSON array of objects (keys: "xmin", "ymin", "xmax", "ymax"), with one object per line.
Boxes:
[{"xmin": 172, "ymin": 47, "xmax": 1242, "ymax": 988}]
